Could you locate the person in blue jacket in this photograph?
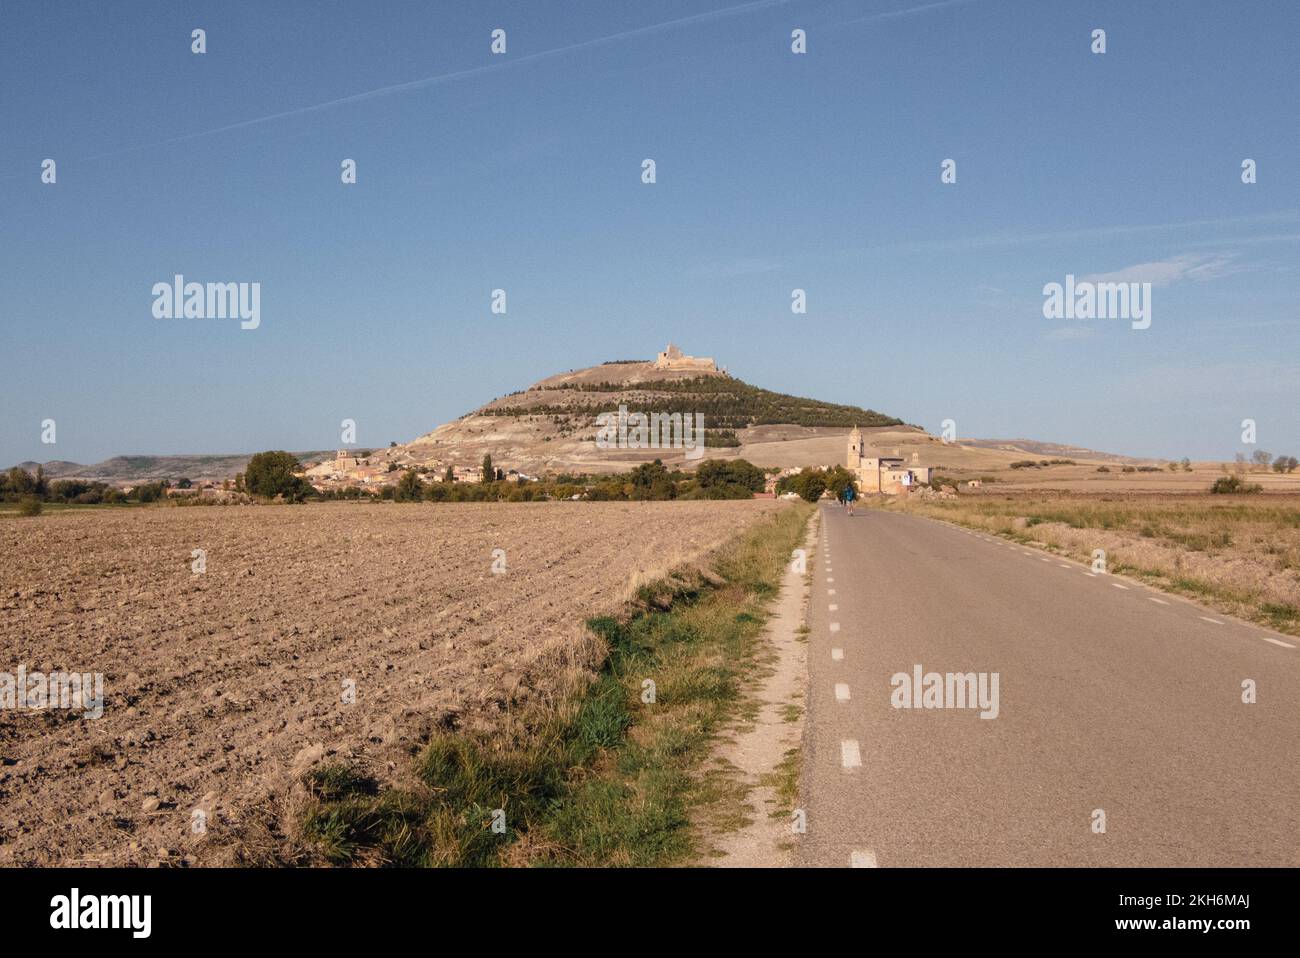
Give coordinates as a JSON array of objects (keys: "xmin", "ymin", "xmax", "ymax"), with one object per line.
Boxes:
[{"xmin": 842, "ymin": 482, "xmax": 856, "ymax": 516}]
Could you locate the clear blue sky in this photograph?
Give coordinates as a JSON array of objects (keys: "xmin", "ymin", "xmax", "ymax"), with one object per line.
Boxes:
[{"xmin": 3, "ymin": 0, "xmax": 1297, "ymax": 464}]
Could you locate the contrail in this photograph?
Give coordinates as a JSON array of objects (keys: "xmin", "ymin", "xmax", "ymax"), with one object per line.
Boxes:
[
  {"xmin": 840, "ymin": 0, "xmax": 984, "ymax": 26},
  {"xmin": 72, "ymin": 0, "xmax": 982, "ymax": 165},
  {"xmin": 77, "ymin": 0, "xmax": 802, "ymax": 164}
]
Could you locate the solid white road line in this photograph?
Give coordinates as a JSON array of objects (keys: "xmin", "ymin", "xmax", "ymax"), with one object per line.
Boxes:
[
  {"xmin": 841, "ymin": 740, "xmax": 862, "ymax": 769},
  {"xmin": 831, "ymin": 647, "xmax": 844, "ymax": 661},
  {"xmin": 850, "ymin": 850, "xmax": 878, "ymax": 868},
  {"xmin": 835, "ymin": 683, "xmax": 851, "ymax": 702}
]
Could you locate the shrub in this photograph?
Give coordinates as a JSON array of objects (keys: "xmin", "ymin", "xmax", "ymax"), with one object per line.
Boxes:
[
  {"xmin": 793, "ymin": 473, "xmax": 827, "ymax": 502},
  {"xmin": 133, "ymin": 481, "xmax": 167, "ymax": 503},
  {"xmin": 394, "ymin": 468, "xmax": 424, "ymax": 502},
  {"xmin": 694, "ymin": 459, "xmax": 765, "ymax": 493},
  {"xmin": 1210, "ymin": 475, "xmax": 1262, "ymax": 494},
  {"xmin": 245, "ymin": 451, "xmax": 311, "ymax": 500},
  {"xmin": 17, "ymin": 496, "xmax": 42, "ymax": 516}
]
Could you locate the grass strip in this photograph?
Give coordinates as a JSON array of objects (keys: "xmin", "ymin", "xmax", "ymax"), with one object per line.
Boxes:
[{"xmin": 300, "ymin": 502, "xmax": 812, "ymax": 866}]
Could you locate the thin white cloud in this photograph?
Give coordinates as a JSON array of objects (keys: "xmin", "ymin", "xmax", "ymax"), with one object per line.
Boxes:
[
  {"xmin": 1081, "ymin": 253, "xmax": 1242, "ymax": 289},
  {"xmin": 841, "ymin": 0, "xmax": 985, "ymax": 27},
  {"xmin": 854, "ymin": 211, "xmax": 1300, "ymax": 256}
]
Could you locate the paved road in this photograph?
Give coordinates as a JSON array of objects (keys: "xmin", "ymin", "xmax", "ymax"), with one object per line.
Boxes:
[{"xmin": 799, "ymin": 503, "xmax": 1300, "ymax": 867}]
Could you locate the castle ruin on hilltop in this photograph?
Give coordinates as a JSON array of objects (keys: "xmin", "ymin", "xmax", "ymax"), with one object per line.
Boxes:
[{"xmin": 653, "ymin": 343, "xmax": 718, "ymax": 372}]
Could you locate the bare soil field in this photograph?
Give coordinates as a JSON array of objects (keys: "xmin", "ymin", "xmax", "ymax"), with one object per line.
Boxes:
[{"xmin": 0, "ymin": 500, "xmax": 779, "ymax": 866}]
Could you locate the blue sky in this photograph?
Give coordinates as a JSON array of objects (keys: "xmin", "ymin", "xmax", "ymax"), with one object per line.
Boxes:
[{"xmin": 2, "ymin": 0, "xmax": 1297, "ymax": 464}]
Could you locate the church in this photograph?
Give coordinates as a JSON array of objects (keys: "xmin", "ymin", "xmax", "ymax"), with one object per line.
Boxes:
[{"xmin": 846, "ymin": 426, "xmax": 931, "ymax": 494}]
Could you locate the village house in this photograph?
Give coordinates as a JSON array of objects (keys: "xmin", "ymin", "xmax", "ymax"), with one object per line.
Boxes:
[{"xmin": 765, "ymin": 466, "xmax": 803, "ymax": 495}]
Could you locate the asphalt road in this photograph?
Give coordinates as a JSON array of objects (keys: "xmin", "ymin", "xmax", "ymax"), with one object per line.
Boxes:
[{"xmin": 799, "ymin": 503, "xmax": 1300, "ymax": 867}]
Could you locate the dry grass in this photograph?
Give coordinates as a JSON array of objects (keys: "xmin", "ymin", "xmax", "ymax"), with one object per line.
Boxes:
[{"xmin": 873, "ymin": 492, "xmax": 1300, "ymax": 636}]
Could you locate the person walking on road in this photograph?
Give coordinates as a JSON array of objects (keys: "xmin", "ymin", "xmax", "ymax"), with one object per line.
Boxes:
[{"xmin": 843, "ymin": 483, "xmax": 856, "ymax": 516}]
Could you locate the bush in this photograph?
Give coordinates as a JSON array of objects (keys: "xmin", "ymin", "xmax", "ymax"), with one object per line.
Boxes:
[
  {"xmin": 3, "ymin": 467, "xmax": 38, "ymax": 496},
  {"xmin": 821, "ymin": 465, "xmax": 858, "ymax": 500},
  {"xmin": 245, "ymin": 451, "xmax": 311, "ymax": 501},
  {"xmin": 394, "ymin": 468, "xmax": 424, "ymax": 502},
  {"xmin": 694, "ymin": 459, "xmax": 765, "ymax": 493},
  {"xmin": 797, "ymin": 474, "xmax": 826, "ymax": 502},
  {"xmin": 17, "ymin": 496, "xmax": 42, "ymax": 516},
  {"xmin": 1210, "ymin": 475, "xmax": 1262, "ymax": 494}
]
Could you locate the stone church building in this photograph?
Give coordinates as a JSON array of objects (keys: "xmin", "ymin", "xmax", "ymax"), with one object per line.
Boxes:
[{"xmin": 846, "ymin": 426, "xmax": 931, "ymax": 494}]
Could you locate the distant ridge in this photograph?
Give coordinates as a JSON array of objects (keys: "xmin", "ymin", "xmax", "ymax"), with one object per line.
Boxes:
[
  {"xmin": 961, "ymin": 438, "xmax": 1160, "ymax": 465},
  {"xmin": 10, "ymin": 452, "xmax": 335, "ymax": 483}
]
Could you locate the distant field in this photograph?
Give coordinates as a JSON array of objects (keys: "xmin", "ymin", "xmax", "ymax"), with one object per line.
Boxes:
[
  {"xmin": 873, "ymin": 492, "xmax": 1300, "ymax": 636},
  {"xmin": 0, "ymin": 500, "xmax": 780, "ymax": 866}
]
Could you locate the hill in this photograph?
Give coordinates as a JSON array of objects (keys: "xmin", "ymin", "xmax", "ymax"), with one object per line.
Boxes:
[{"xmin": 352, "ymin": 352, "xmax": 903, "ymax": 478}]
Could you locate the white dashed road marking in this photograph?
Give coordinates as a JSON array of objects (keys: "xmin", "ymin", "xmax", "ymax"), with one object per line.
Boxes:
[
  {"xmin": 829, "ymin": 604, "xmax": 838, "ymax": 612},
  {"xmin": 835, "ymin": 683, "xmax": 851, "ymax": 702},
  {"xmin": 841, "ymin": 740, "xmax": 861, "ymax": 769},
  {"xmin": 850, "ymin": 850, "xmax": 878, "ymax": 868},
  {"xmin": 1200, "ymin": 616, "xmax": 1224, "ymax": 625},
  {"xmin": 831, "ymin": 647, "xmax": 844, "ymax": 661},
  {"xmin": 1147, "ymin": 597, "xmax": 1169, "ymax": 605},
  {"xmin": 830, "ymin": 622, "xmax": 841, "ymax": 633},
  {"xmin": 1263, "ymin": 637, "xmax": 1296, "ymax": 649},
  {"xmin": 1112, "ymin": 583, "xmax": 1128, "ymax": 590}
]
